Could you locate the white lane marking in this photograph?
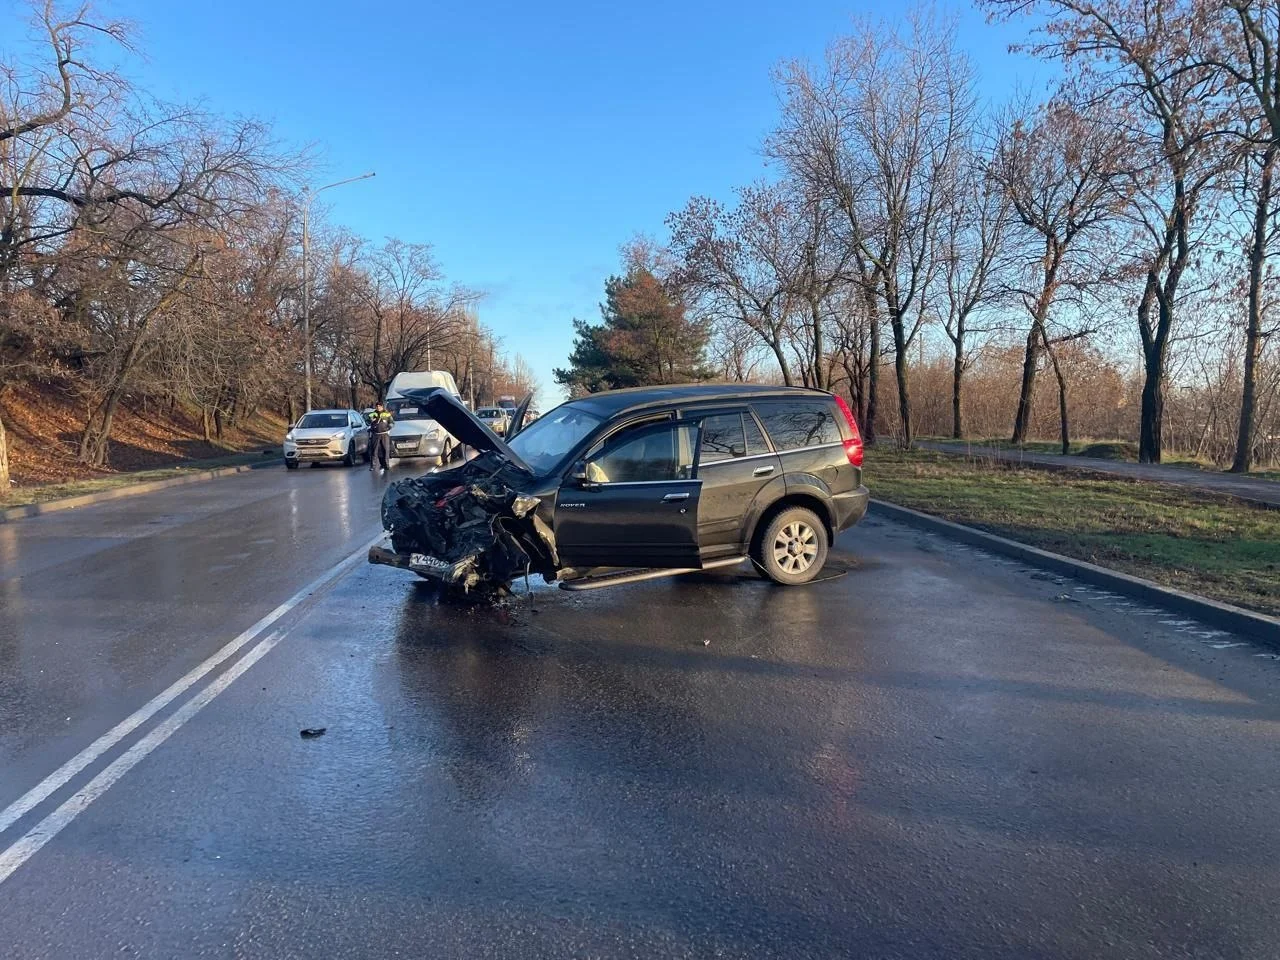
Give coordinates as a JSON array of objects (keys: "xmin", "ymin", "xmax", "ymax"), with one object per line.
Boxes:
[
  {"xmin": 0, "ymin": 628, "xmax": 288, "ymax": 885},
  {"xmin": 0, "ymin": 534, "xmax": 380, "ymax": 839}
]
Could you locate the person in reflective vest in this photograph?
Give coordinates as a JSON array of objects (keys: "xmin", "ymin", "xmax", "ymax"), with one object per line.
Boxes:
[{"xmin": 368, "ymin": 402, "xmax": 394, "ymax": 472}]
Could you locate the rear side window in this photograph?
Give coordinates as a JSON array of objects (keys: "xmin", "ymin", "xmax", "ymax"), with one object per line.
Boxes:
[
  {"xmin": 753, "ymin": 401, "xmax": 841, "ymax": 451},
  {"xmin": 699, "ymin": 414, "xmax": 747, "ymax": 463},
  {"xmin": 743, "ymin": 414, "xmax": 768, "ymax": 454}
]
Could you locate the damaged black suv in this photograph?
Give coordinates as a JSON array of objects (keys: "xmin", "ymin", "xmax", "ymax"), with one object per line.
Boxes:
[{"xmin": 368, "ymin": 384, "xmax": 869, "ymax": 591}]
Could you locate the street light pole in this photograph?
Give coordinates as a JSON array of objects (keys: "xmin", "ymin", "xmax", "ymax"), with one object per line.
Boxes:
[{"xmin": 301, "ymin": 171, "xmax": 375, "ymax": 411}]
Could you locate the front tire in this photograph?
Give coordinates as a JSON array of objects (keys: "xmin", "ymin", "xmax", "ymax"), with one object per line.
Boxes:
[
  {"xmin": 285, "ymin": 460, "xmax": 299, "ymax": 470},
  {"xmin": 342, "ymin": 442, "xmax": 355, "ymax": 467},
  {"xmin": 753, "ymin": 507, "xmax": 828, "ymax": 585}
]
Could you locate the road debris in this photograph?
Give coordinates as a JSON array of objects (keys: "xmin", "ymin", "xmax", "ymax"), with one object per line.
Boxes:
[{"xmin": 300, "ymin": 728, "xmax": 327, "ymax": 739}]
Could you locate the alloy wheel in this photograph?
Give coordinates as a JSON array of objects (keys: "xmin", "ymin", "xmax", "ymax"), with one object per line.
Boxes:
[{"xmin": 772, "ymin": 521, "xmax": 819, "ymax": 575}]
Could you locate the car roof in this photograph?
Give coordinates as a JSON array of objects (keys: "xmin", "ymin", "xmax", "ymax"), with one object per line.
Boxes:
[
  {"xmin": 565, "ymin": 383, "xmax": 832, "ymax": 418},
  {"xmin": 303, "ymin": 409, "xmax": 354, "ymax": 415}
]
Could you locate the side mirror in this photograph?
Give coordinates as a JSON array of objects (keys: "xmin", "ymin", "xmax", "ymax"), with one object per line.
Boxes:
[
  {"xmin": 730, "ymin": 442, "xmax": 747, "ymax": 458},
  {"xmin": 570, "ymin": 460, "xmax": 590, "ymax": 486}
]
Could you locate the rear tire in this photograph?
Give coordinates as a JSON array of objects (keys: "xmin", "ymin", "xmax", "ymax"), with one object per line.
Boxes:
[{"xmin": 752, "ymin": 506, "xmax": 828, "ymax": 585}]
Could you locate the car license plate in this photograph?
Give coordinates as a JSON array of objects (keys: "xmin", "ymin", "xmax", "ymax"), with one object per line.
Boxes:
[{"xmin": 410, "ymin": 553, "xmax": 448, "ymax": 570}]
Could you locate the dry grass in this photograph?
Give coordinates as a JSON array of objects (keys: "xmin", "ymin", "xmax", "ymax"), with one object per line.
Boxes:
[
  {"xmin": 868, "ymin": 447, "xmax": 1280, "ymax": 617},
  {"xmin": 2, "ymin": 380, "xmax": 286, "ymax": 505},
  {"xmin": 2, "ymin": 380, "xmax": 284, "ymax": 485}
]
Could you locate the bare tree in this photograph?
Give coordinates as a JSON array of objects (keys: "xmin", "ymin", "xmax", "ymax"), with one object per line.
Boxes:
[
  {"xmin": 1199, "ymin": 0, "xmax": 1280, "ymax": 470},
  {"xmin": 987, "ymin": 99, "xmax": 1128, "ymax": 450},
  {"xmin": 937, "ymin": 133, "xmax": 1015, "ymax": 438},
  {"xmin": 351, "ymin": 239, "xmax": 477, "ymax": 399},
  {"xmin": 772, "ymin": 11, "xmax": 977, "ymax": 445},
  {"xmin": 667, "ymin": 186, "xmax": 807, "ymax": 387},
  {"xmin": 986, "ymin": 0, "xmax": 1231, "ymax": 462}
]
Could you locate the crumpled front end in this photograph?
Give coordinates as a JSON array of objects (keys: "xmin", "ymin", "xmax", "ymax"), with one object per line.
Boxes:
[{"xmin": 369, "ymin": 452, "xmax": 558, "ymax": 591}]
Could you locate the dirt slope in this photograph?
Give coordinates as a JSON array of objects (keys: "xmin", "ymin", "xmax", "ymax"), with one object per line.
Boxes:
[{"xmin": 2, "ymin": 380, "xmax": 285, "ymax": 488}]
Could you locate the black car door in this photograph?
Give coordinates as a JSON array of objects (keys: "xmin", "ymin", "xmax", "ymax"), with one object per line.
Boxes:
[
  {"xmin": 691, "ymin": 409, "xmax": 781, "ymax": 554},
  {"xmin": 554, "ymin": 420, "xmax": 703, "ymax": 569}
]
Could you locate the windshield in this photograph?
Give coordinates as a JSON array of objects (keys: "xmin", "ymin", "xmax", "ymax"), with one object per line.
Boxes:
[
  {"xmin": 385, "ymin": 399, "xmax": 435, "ymax": 422},
  {"xmin": 297, "ymin": 413, "xmax": 348, "ymax": 429},
  {"xmin": 506, "ymin": 403, "xmax": 603, "ymax": 475},
  {"xmin": 478, "ymin": 408, "xmax": 503, "ymax": 418}
]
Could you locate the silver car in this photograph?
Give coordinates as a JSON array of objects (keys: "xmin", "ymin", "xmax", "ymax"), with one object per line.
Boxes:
[
  {"xmin": 283, "ymin": 409, "xmax": 370, "ymax": 469},
  {"xmin": 476, "ymin": 406, "xmax": 511, "ymax": 436}
]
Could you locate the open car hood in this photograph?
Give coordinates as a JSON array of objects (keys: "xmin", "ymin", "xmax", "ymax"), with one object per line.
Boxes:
[
  {"xmin": 508, "ymin": 393, "xmax": 533, "ymax": 437},
  {"xmin": 399, "ymin": 388, "xmax": 534, "ymax": 474}
]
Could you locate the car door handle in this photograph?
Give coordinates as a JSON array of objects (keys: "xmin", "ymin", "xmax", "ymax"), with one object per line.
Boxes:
[
  {"xmin": 662, "ymin": 492, "xmax": 690, "ymax": 502},
  {"xmin": 753, "ymin": 465, "xmax": 775, "ymax": 476}
]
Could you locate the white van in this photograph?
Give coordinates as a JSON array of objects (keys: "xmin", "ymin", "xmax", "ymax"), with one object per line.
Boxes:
[
  {"xmin": 383, "ymin": 371, "xmax": 462, "ymax": 464},
  {"xmin": 386, "ymin": 371, "xmax": 461, "ymax": 401}
]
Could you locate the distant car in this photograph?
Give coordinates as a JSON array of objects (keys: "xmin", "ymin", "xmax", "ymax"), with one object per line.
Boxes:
[
  {"xmin": 476, "ymin": 406, "xmax": 511, "ymax": 436},
  {"xmin": 284, "ymin": 409, "xmax": 370, "ymax": 469},
  {"xmin": 370, "ymin": 384, "xmax": 868, "ymax": 590}
]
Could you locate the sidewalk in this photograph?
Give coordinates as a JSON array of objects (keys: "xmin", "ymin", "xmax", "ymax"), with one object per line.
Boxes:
[{"xmin": 918, "ymin": 441, "xmax": 1280, "ymax": 508}]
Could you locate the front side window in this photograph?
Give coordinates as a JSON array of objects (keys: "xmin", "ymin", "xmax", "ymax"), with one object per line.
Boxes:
[
  {"xmin": 753, "ymin": 401, "xmax": 841, "ymax": 451},
  {"xmin": 584, "ymin": 423, "xmax": 698, "ymax": 484},
  {"xmin": 698, "ymin": 413, "xmax": 747, "ymax": 464},
  {"xmin": 507, "ymin": 403, "xmax": 604, "ymax": 475}
]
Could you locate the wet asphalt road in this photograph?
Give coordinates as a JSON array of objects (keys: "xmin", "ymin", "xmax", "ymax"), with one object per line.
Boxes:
[{"xmin": 2, "ymin": 464, "xmax": 1280, "ymax": 959}]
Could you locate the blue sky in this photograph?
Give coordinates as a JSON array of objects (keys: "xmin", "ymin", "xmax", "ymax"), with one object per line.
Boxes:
[{"xmin": 8, "ymin": 0, "xmax": 1043, "ymax": 408}]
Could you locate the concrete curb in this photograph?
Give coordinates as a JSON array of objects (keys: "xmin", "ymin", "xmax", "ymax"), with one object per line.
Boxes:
[
  {"xmin": 870, "ymin": 498, "xmax": 1280, "ymax": 647},
  {"xmin": 1, "ymin": 458, "xmax": 281, "ymax": 523}
]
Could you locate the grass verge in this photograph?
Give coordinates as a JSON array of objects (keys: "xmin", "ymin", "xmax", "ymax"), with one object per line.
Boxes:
[
  {"xmin": 1, "ymin": 449, "xmax": 278, "ymax": 508},
  {"xmin": 924, "ymin": 437, "xmax": 1219, "ymax": 469},
  {"xmin": 868, "ymin": 448, "xmax": 1280, "ymax": 617}
]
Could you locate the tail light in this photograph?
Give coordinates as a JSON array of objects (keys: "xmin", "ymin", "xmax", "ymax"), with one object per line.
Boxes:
[{"xmin": 833, "ymin": 395, "xmax": 864, "ymax": 467}]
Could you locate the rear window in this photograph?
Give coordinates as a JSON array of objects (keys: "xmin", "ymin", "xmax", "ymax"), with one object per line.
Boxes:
[
  {"xmin": 385, "ymin": 399, "xmax": 432, "ymax": 421},
  {"xmin": 753, "ymin": 401, "xmax": 841, "ymax": 451}
]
